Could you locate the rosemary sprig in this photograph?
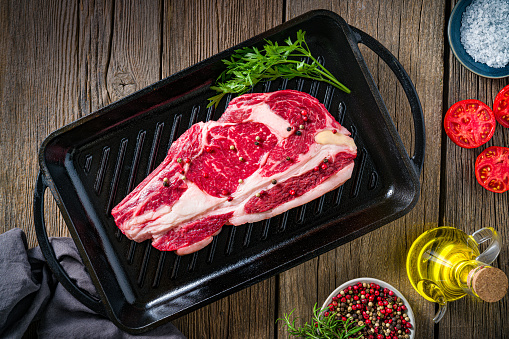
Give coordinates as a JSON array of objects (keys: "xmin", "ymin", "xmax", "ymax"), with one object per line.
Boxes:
[
  {"xmin": 277, "ymin": 303, "xmax": 365, "ymax": 339},
  {"xmin": 207, "ymin": 30, "xmax": 350, "ymax": 108}
]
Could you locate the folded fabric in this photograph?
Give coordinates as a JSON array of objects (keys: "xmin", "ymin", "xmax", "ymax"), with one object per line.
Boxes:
[{"xmin": 0, "ymin": 228, "xmax": 186, "ymax": 339}]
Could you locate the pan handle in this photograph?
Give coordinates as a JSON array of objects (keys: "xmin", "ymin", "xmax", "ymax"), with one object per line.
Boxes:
[
  {"xmin": 33, "ymin": 171, "xmax": 106, "ymax": 316},
  {"xmin": 350, "ymin": 26, "xmax": 425, "ymax": 176}
]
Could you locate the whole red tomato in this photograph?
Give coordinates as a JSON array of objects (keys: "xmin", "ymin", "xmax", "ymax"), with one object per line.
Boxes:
[
  {"xmin": 493, "ymin": 84, "xmax": 509, "ymax": 128},
  {"xmin": 475, "ymin": 146, "xmax": 509, "ymax": 193},
  {"xmin": 444, "ymin": 99, "xmax": 496, "ymax": 148}
]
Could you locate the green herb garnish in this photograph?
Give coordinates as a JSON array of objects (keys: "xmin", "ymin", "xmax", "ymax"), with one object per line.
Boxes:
[
  {"xmin": 277, "ymin": 303, "xmax": 365, "ymax": 339},
  {"xmin": 207, "ymin": 30, "xmax": 350, "ymax": 108}
]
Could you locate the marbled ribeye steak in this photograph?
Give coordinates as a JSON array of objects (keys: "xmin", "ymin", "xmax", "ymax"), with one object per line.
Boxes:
[{"xmin": 112, "ymin": 90, "xmax": 357, "ymax": 255}]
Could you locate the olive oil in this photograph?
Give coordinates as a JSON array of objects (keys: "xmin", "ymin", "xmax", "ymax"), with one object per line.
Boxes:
[
  {"xmin": 406, "ymin": 227, "xmax": 482, "ymax": 304},
  {"xmin": 406, "ymin": 226, "xmax": 507, "ymax": 308}
]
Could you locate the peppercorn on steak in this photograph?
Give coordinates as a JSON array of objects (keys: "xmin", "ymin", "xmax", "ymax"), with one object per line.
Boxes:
[{"xmin": 111, "ymin": 90, "xmax": 357, "ymax": 255}]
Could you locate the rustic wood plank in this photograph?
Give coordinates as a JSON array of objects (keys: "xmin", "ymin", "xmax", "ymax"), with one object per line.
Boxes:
[
  {"xmin": 0, "ymin": 0, "xmax": 81, "ymax": 248},
  {"xmin": 0, "ymin": 2, "xmax": 80, "ymax": 337},
  {"xmin": 1, "ymin": 0, "xmax": 161, "ymax": 337},
  {"xmin": 281, "ymin": 1, "xmax": 445, "ymax": 338},
  {"xmin": 105, "ymin": 0, "xmax": 162, "ymax": 103},
  {"xmin": 162, "ymin": 1, "xmax": 283, "ymax": 338},
  {"xmin": 439, "ymin": 1, "xmax": 509, "ymax": 338}
]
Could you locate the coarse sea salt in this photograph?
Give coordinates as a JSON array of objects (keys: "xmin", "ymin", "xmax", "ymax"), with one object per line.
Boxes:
[{"xmin": 460, "ymin": 0, "xmax": 509, "ymax": 68}]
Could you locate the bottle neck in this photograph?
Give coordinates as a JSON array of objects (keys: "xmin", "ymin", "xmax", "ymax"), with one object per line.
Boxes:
[
  {"xmin": 453, "ymin": 260, "xmax": 487, "ymax": 297},
  {"xmin": 454, "ymin": 260, "xmax": 508, "ymax": 302}
]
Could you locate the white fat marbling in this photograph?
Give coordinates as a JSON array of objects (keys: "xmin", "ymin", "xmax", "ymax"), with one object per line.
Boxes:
[{"xmin": 246, "ymin": 103, "xmax": 293, "ymax": 139}]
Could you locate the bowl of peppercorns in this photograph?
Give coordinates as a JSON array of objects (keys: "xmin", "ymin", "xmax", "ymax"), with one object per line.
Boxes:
[{"xmin": 321, "ymin": 278, "xmax": 415, "ymax": 339}]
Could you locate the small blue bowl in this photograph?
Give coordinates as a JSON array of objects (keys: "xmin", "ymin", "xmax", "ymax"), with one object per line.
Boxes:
[{"xmin": 448, "ymin": 0, "xmax": 509, "ymax": 78}]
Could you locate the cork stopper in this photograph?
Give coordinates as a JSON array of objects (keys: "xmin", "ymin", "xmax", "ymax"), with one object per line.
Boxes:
[{"xmin": 470, "ymin": 266, "xmax": 508, "ymax": 302}]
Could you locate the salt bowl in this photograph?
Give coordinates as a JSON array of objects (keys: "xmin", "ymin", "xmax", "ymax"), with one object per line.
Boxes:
[{"xmin": 448, "ymin": 0, "xmax": 509, "ymax": 78}]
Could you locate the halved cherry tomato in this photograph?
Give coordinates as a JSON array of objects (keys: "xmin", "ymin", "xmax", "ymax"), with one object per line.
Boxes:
[
  {"xmin": 493, "ymin": 84, "xmax": 509, "ymax": 128},
  {"xmin": 444, "ymin": 99, "xmax": 496, "ymax": 148},
  {"xmin": 475, "ymin": 146, "xmax": 509, "ymax": 193}
]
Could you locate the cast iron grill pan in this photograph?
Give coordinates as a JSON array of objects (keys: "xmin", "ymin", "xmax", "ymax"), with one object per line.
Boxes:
[{"xmin": 34, "ymin": 10, "xmax": 424, "ymax": 333}]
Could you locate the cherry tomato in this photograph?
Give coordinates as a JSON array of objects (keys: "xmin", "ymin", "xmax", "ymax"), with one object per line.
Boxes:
[
  {"xmin": 475, "ymin": 146, "xmax": 509, "ymax": 193},
  {"xmin": 493, "ymin": 84, "xmax": 509, "ymax": 128},
  {"xmin": 444, "ymin": 99, "xmax": 496, "ymax": 148}
]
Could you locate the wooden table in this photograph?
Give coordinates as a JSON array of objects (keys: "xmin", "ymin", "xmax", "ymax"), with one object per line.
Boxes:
[{"xmin": 1, "ymin": 1, "xmax": 508, "ymax": 338}]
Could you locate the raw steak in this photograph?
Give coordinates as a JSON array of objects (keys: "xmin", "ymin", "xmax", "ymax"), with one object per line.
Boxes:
[{"xmin": 112, "ymin": 90, "xmax": 357, "ymax": 255}]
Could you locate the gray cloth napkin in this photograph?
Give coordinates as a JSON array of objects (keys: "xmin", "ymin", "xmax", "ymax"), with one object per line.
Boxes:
[{"xmin": 0, "ymin": 228, "xmax": 186, "ymax": 339}]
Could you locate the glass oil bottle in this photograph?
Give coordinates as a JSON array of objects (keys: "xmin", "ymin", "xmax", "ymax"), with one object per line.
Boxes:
[{"xmin": 406, "ymin": 226, "xmax": 508, "ymax": 322}]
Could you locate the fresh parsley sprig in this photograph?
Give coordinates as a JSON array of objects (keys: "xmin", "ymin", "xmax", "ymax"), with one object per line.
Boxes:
[
  {"xmin": 207, "ymin": 30, "xmax": 350, "ymax": 108},
  {"xmin": 277, "ymin": 303, "xmax": 365, "ymax": 339}
]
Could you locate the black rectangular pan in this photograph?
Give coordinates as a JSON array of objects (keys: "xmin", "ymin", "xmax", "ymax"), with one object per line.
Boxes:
[{"xmin": 34, "ymin": 10, "xmax": 424, "ymax": 334}]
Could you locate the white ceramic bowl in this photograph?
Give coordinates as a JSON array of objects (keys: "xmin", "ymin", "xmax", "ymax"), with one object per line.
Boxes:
[{"xmin": 321, "ymin": 278, "xmax": 415, "ymax": 339}]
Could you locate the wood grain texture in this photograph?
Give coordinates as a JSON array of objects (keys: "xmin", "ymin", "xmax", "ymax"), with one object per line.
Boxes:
[
  {"xmin": 0, "ymin": 0, "xmax": 81, "ymax": 247},
  {"xmin": 281, "ymin": 1, "xmax": 445, "ymax": 338},
  {"xmin": 1, "ymin": 0, "xmax": 508, "ymax": 338},
  {"xmin": 437, "ymin": 1, "xmax": 509, "ymax": 338}
]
